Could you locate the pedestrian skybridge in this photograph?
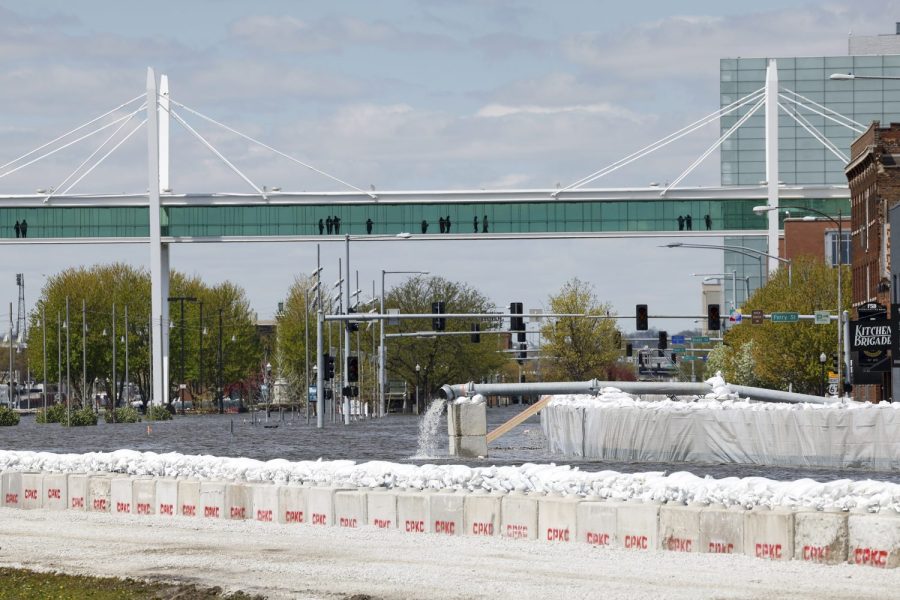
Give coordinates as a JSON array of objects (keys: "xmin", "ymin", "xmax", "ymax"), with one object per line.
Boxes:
[{"xmin": 0, "ymin": 185, "xmax": 846, "ymax": 241}]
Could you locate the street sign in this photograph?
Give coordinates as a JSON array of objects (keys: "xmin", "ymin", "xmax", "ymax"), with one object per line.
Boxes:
[
  {"xmin": 692, "ymin": 336, "xmax": 709, "ymax": 343},
  {"xmin": 671, "ymin": 335, "xmax": 685, "ymax": 345},
  {"xmin": 751, "ymin": 309, "xmax": 764, "ymax": 325},
  {"xmin": 681, "ymin": 355, "xmax": 697, "ymax": 360},
  {"xmin": 771, "ymin": 312, "xmax": 799, "ymax": 323},
  {"xmin": 387, "ymin": 308, "xmax": 400, "ymax": 326},
  {"xmin": 814, "ymin": 310, "xmax": 831, "ymax": 325},
  {"xmin": 729, "ymin": 309, "xmax": 742, "ymax": 323}
]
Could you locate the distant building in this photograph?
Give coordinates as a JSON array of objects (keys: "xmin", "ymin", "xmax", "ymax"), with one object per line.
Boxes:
[{"xmin": 779, "ymin": 216, "xmax": 851, "ymax": 265}]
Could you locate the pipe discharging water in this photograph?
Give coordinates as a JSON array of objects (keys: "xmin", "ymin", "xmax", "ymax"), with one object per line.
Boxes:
[{"xmin": 412, "ymin": 397, "xmax": 447, "ymax": 459}]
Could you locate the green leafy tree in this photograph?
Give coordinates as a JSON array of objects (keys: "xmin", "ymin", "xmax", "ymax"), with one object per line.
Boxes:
[
  {"xmin": 384, "ymin": 276, "xmax": 507, "ymax": 398},
  {"xmin": 539, "ymin": 278, "xmax": 622, "ymax": 381},
  {"xmin": 716, "ymin": 256, "xmax": 850, "ymax": 394},
  {"xmin": 275, "ymin": 276, "xmax": 327, "ymax": 406}
]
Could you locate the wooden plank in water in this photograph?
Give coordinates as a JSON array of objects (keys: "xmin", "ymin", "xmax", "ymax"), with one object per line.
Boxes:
[{"xmin": 485, "ymin": 395, "xmax": 551, "ymax": 444}]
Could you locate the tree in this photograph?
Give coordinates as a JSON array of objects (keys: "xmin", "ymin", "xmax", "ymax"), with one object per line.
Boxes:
[
  {"xmin": 26, "ymin": 263, "xmax": 260, "ymax": 408},
  {"xmin": 384, "ymin": 276, "xmax": 506, "ymax": 400},
  {"xmin": 539, "ymin": 278, "xmax": 622, "ymax": 381},
  {"xmin": 715, "ymin": 256, "xmax": 850, "ymax": 394}
]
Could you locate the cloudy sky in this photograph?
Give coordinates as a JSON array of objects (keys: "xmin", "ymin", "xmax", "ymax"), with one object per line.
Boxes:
[{"xmin": 0, "ymin": 0, "xmax": 895, "ymax": 334}]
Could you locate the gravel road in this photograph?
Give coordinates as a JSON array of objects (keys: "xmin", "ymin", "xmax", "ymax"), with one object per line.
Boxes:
[{"xmin": 1, "ymin": 508, "xmax": 898, "ymax": 599}]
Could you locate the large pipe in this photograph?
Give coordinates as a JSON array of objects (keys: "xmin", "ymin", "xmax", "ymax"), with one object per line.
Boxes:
[{"xmin": 439, "ymin": 380, "xmax": 835, "ymax": 405}]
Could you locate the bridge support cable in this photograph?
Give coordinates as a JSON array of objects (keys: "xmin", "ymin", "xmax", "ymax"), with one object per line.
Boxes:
[
  {"xmin": 779, "ymin": 88, "xmax": 866, "ymax": 133},
  {"xmin": 553, "ymin": 87, "xmax": 765, "ymax": 196},
  {"xmin": 44, "ymin": 105, "xmax": 147, "ymax": 203},
  {"xmin": 0, "ymin": 94, "xmax": 144, "ymax": 174},
  {"xmin": 0, "ymin": 110, "xmax": 145, "ymax": 182},
  {"xmin": 57, "ymin": 119, "xmax": 148, "ymax": 198},
  {"xmin": 164, "ymin": 105, "xmax": 269, "ymax": 200},
  {"xmin": 660, "ymin": 97, "xmax": 765, "ymax": 197},
  {"xmin": 778, "ymin": 102, "xmax": 848, "ymax": 163},
  {"xmin": 168, "ymin": 99, "xmax": 377, "ymax": 199}
]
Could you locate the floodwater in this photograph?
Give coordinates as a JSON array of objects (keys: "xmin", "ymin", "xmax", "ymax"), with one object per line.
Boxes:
[{"xmin": 1, "ymin": 403, "xmax": 898, "ymax": 483}]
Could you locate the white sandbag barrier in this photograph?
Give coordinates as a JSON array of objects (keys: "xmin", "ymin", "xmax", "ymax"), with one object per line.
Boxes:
[
  {"xmin": 541, "ymin": 389, "xmax": 900, "ymax": 469},
  {"xmin": 0, "ymin": 467, "xmax": 898, "ymax": 569}
]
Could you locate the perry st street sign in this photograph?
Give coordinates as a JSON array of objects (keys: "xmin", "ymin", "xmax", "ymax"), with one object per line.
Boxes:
[{"xmin": 771, "ymin": 312, "xmax": 799, "ymax": 323}]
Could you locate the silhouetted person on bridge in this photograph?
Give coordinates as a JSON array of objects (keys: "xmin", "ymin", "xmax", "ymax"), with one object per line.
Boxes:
[
  {"xmin": 318, "ymin": 219, "xmax": 325, "ymax": 235},
  {"xmin": 438, "ymin": 217, "xmax": 445, "ymax": 233},
  {"xmin": 333, "ymin": 216, "xmax": 341, "ymax": 234},
  {"xmin": 685, "ymin": 214, "xmax": 692, "ymax": 231},
  {"xmin": 21, "ymin": 219, "xmax": 27, "ymax": 238},
  {"xmin": 677, "ymin": 215, "xmax": 684, "ymax": 231},
  {"xmin": 473, "ymin": 216, "xmax": 478, "ymax": 233},
  {"xmin": 14, "ymin": 220, "xmax": 20, "ymax": 238},
  {"xmin": 366, "ymin": 218, "xmax": 373, "ymax": 234},
  {"xmin": 445, "ymin": 215, "xmax": 451, "ymax": 233},
  {"xmin": 482, "ymin": 215, "xmax": 489, "ymax": 233},
  {"xmin": 421, "ymin": 219, "xmax": 429, "ymax": 234},
  {"xmin": 704, "ymin": 214, "xmax": 712, "ymax": 230},
  {"xmin": 326, "ymin": 216, "xmax": 333, "ymax": 234}
]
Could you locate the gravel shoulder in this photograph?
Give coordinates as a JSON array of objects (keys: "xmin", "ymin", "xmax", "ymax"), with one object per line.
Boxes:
[{"xmin": 1, "ymin": 507, "xmax": 897, "ymax": 600}]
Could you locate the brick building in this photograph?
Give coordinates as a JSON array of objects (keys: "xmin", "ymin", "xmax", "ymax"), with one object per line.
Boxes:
[{"xmin": 845, "ymin": 122, "xmax": 900, "ymax": 402}]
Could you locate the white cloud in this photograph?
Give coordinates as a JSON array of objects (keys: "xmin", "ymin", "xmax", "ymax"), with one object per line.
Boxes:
[{"xmin": 476, "ymin": 102, "xmax": 645, "ymax": 121}]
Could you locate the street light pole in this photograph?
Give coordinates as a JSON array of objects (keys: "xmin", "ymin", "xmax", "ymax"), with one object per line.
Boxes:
[
  {"xmin": 168, "ymin": 296, "xmax": 197, "ymax": 414},
  {"xmin": 379, "ymin": 269, "xmax": 429, "ymax": 417},
  {"xmin": 753, "ymin": 205, "xmax": 844, "ymax": 395}
]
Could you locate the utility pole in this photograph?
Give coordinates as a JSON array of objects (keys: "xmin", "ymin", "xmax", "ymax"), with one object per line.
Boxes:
[
  {"xmin": 198, "ymin": 301, "xmax": 204, "ymax": 401},
  {"xmin": 111, "ymin": 303, "xmax": 117, "ymax": 422},
  {"xmin": 217, "ymin": 307, "xmax": 224, "ymax": 414},
  {"xmin": 82, "ymin": 299, "xmax": 87, "ymax": 410},
  {"xmin": 168, "ymin": 296, "xmax": 197, "ymax": 414}
]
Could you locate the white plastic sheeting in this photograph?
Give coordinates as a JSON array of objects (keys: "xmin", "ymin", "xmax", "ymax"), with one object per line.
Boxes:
[{"xmin": 541, "ymin": 389, "xmax": 900, "ymax": 469}]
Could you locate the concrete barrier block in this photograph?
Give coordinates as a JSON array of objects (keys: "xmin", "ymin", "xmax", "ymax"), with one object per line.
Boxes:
[
  {"xmin": 430, "ymin": 491, "xmax": 465, "ymax": 536},
  {"xmin": 538, "ymin": 495, "xmax": 580, "ymax": 543},
  {"xmin": 2, "ymin": 472, "xmax": 22, "ymax": 508},
  {"xmin": 397, "ymin": 491, "xmax": 431, "ymax": 534},
  {"xmin": 225, "ymin": 483, "xmax": 251, "ymax": 520},
  {"xmin": 501, "ymin": 492, "xmax": 538, "ymax": 540},
  {"xmin": 449, "ymin": 435, "xmax": 488, "ymax": 458},
  {"xmin": 795, "ymin": 511, "xmax": 848, "ymax": 565},
  {"xmin": 42, "ymin": 473, "xmax": 68, "ymax": 510},
  {"xmin": 21, "ymin": 472, "xmax": 43, "ymax": 510},
  {"xmin": 366, "ymin": 489, "xmax": 398, "ymax": 530},
  {"xmin": 335, "ymin": 490, "xmax": 367, "ymax": 529},
  {"xmin": 277, "ymin": 485, "xmax": 308, "ymax": 524},
  {"xmin": 576, "ymin": 500, "xmax": 621, "ymax": 547},
  {"xmin": 616, "ymin": 502, "xmax": 660, "ymax": 551},
  {"xmin": 308, "ymin": 486, "xmax": 351, "ymax": 526},
  {"xmin": 848, "ymin": 512, "xmax": 900, "ymax": 568},
  {"xmin": 178, "ymin": 480, "xmax": 200, "ymax": 517},
  {"xmin": 132, "ymin": 478, "xmax": 155, "ymax": 516},
  {"xmin": 700, "ymin": 505, "xmax": 744, "ymax": 555},
  {"xmin": 88, "ymin": 475, "xmax": 112, "ymax": 512},
  {"xmin": 448, "ymin": 401, "xmax": 487, "ymax": 437},
  {"xmin": 251, "ymin": 483, "xmax": 278, "ymax": 523},
  {"xmin": 659, "ymin": 504, "xmax": 703, "ymax": 553},
  {"xmin": 464, "ymin": 492, "xmax": 502, "ymax": 537},
  {"xmin": 200, "ymin": 481, "xmax": 227, "ymax": 519},
  {"xmin": 110, "ymin": 477, "xmax": 134, "ymax": 515},
  {"xmin": 156, "ymin": 479, "xmax": 178, "ymax": 517},
  {"xmin": 67, "ymin": 474, "xmax": 88, "ymax": 511},
  {"xmin": 744, "ymin": 508, "xmax": 794, "ymax": 561}
]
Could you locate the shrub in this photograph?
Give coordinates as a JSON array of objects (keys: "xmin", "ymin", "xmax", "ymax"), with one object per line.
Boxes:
[
  {"xmin": 0, "ymin": 406, "xmax": 19, "ymax": 426},
  {"xmin": 63, "ymin": 407, "xmax": 98, "ymax": 427},
  {"xmin": 104, "ymin": 407, "xmax": 141, "ymax": 424},
  {"xmin": 146, "ymin": 404, "xmax": 173, "ymax": 421},
  {"xmin": 35, "ymin": 402, "xmax": 67, "ymax": 424}
]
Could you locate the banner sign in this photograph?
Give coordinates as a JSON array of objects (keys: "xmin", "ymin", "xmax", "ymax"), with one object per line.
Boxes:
[{"xmin": 849, "ymin": 319, "xmax": 892, "ymax": 351}]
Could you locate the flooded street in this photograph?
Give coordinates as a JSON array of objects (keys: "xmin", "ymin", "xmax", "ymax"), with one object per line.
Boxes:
[{"xmin": 1, "ymin": 403, "xmax": 897, "ymax": 483}]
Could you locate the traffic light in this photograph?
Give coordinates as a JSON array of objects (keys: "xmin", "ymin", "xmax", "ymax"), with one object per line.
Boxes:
[
  {"xmin": 671, "ymin": 352, "xmax": 677, "ymax": 364},
  {"xmin": 509, "ymin": 302, "xmax": 524, "ymax": 332},
  {"xmin": 470, "ymin": 323, "xmax": 481, "ymax": 343},
  {"xmin": 831, "ymin": 353, "xmax": 839, "ymax": 374},
  {"xmin": 658, "ymin": 331, "xmax": 668, "ymax": 350},
  {"xmin": 636, "ymin": 304, "xmax": 648, "ymax": 331},
  {"xmin": 346, "ymin": 355, "xmax": 359, "ymax": 382},
  {"xmin": 432, "ymin": 301, "xmax": 446, "ymax": 331},
  {"xmin": 324, "ymin": 353, "xmax": 335, "ymax": 380},
  {"xmin": 625, "ymin": 343, "xmax": 633, "ymax": 357},
  {"xmin": 517, "ymin": 341, "xmax": 527, "ymax": 364},
  {"xmin": 707, "ymin": 304, "xmax": 721, "ymax": 331}
]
